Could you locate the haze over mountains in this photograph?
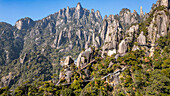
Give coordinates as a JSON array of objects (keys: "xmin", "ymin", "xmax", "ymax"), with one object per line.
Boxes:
[{"xmin": 0, "ymin": 0, "xmax": 169, "ymax": 95}]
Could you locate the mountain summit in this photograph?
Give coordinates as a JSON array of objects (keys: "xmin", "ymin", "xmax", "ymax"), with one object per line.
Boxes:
[{"xmin": 76, "ymin": 2, "xmax": 83, "ymax": 10}]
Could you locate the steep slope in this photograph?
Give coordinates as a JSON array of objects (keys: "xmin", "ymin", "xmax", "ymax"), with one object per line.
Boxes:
[
  {"xmin": 17, "ymin": 3, "xmax": 102, "ymax": 53},
  {"xmin": 56, "ymin": 0, "xmax": 169, "ymax": 95},
  {"xmin": 0, "ymin": 22, "xmax": 24, "ymax": 65},
  {"xmin": 0, "ymin": 0, "xmax": 169, "ymax": 93},
  {"xmin": 0, "ymin": 3, "xmax": 104, "ymax": 88}
]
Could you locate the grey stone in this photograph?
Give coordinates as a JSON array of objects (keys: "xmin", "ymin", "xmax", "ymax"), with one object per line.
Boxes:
[
  {"xmin": 156, "ymin": 0, "xmax": 168, "ymax": 7},
  {"xmin": 64, "ymin": 56, "xmax": 74, "ymax": 66},
  {"xmin": 1, "ymin": 72, "xmax": 12, "ymax": 87},
  {"xmin": 107, "ymin": 49, "xmax": 116, "ymax": 56},
  {"xmin": 15, "ymin": 17, "xmax": 35, "ymax": 30},
  {"xmin": 65, "ymin": 71, "xmax": 72, "ymax": 83},
  {"xmin": 132, "ymin": 45, "xmax": 140, "ymax": 51},
  {"xmin": 76, "ymin": 48, "xmax": 94, "ymax": 68},
  {"xmin": 156, "ymin": 11, "xmax": 168, "ymax": 37},
  {"xmin": 140, "ymin": 6, "xmax": 144, "ymax": 17},
  {"xmin": 137, "ymin": 31, "xmax": 146, "ymax": 45},
  {"xmin": 118, "ymin": 39, "xmax": 128, "ymax": 54},
  {"xmin": 115, "ymin": 54, "xmax": 120, "ymax": 60}
]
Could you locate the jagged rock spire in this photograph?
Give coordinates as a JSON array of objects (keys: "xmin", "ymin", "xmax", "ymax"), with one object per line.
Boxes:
[
  {"xmin": 66, "ymin": 6, "xmax": 70, "ymax": 17},
  {"xmin": 76, "ymin": 2, "xmax": 83, "ymax": 10},
  {"xmin": 104, "ymin": 15, "xmax": 107, "ymax": 20},
  {"xmin": 95, "ymin": 10, "xmax": 101, "ymax": 16},
  {"xmin": 95, "ymin": 10, "xmax": 102, "ymax": 20},
  {"xmin": 133, "ymin": 10, "xmax": 137, "ymax": 13},
  {"xmin": 91, "ymin": 9, "xmax": 95, "ymax": 13},
  {"xmin": 66, "ymin": 6, "xmax": 70, "ymax": 12},
  {"xmin": 75, "ymin": 2, "xmax": 83, "ymax": 19},
  {"xmin": 140, "ymin": 6, "xmax": 144, "ymax": 17}
]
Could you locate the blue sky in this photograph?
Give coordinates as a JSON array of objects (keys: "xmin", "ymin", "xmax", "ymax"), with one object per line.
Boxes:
[{"xmin": 0, "ymin": 0, "xmax": 157, "ymax": 25}]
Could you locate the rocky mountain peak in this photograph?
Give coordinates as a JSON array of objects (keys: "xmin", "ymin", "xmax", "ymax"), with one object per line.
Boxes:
[
  {"xmin": 156, "ymin": 0, "xmax": 169, "ymax": 7},
  {"xmin": 75, "ymin": 2, "xmax": 84, "ymax": 19},
  {"xmin": 66, "ymin": 6, "xmax": 70, "ymax": 12},
  {"xmin": 66, "ymin": 6, "xmax": 70, "ymax": 17},
  {"xmin": 132, "ymin": 10, "xmax": 138, "ymax": 16},
  {"xmin": 119, "ymin": 8, "xmax": 131, "ymax": 15},
  {"xmin": 15, "ymin": 17, "xmax": 35, "ymax": 30},
  {"xmin": 104, "ymin": 15, "xmax": 107, "ymax": 20},
  {"xmin": 95, "ymin": 10, "xmax": 101, "ymax": 16},
  {"xmin": 133, "ymin": 10, "xmax": 137, "ymax": 14},
  {"xmin": 76, "ymin": 2, "xmax": 83, "ymax": 10},
  {"xmin": 119, "ymin": 8, "xmax": 132, "ymax": 25},
  {"xmin": 140, "ymin": 6, "xmax": 144, "ymax": 17},
  {"xmin": 91, "ymin": 9, "xmax": 95, "ymax": 13},
  {"xmin": 95, "ymin": 10, "xmax": 102, "ymax": 20}
]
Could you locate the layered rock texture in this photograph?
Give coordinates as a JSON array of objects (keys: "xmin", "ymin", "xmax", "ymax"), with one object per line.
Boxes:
[{"xmin": 0, "ymin": 0, "xmax": 169, "ymax": 89}]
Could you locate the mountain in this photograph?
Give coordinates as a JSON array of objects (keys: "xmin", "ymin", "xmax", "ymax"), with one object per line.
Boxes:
[
  {"xmin": 0, "ymin": 3, "xmax": 103, "ymax": 89},
  {"xmin": 0, "ymin": 0, "xmax": 169, "ymax": 95}
]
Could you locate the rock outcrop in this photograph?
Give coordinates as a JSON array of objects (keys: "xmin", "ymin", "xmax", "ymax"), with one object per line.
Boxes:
[
  {"xmin": 119, "ymin": 8, "xmax": 140, "ymax": 27},
  {"xmin": 76, "ymin": 47, "xmax": 94, "ymax": 68},
  {"xmin": 1, "ymin": 72, "xmax": 13, "ymax": 87},
  {"xmin": 15, "ymin": 17, "xmax": 35, "ymax": 30},
  {"xmin": 64, "ymin": 56, "xmax": 74, "ymax": 66},
  {"xmin": 148, "ymin": 0, "xmax": 169, "ymax": 44},
  {"xmin": 101, "ymin": 15, "xmax": 123, "ymax": 56},
  {"xmin": 65, "ymin": 71, "xmax": 72, "ymax": 83},
  {"xmin": 140, "ymin": 6, "xmax": 144, "ymax": 17},
  {"xmin": 156, "ymin": 0, "xmax": 169, "ymax": 7},
  {"xmin": 137, "ymin": 32, "xmax": 146, "ymax": 45},
  {"xmin": 118, "ymin": 39, "xmax": 128, "ymax": 54},
  {"xmin": 132, "ymin": 45, "xmax": 140, "ymax": 51}
]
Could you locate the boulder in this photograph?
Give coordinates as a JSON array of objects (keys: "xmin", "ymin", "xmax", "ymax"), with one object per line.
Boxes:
[
  {"xmin": 132, "ymin": 45, "xmax": 140, "ymax": 51},
  {"xmin": 65, "ymin": 71, "xmax": 72, "ymax": 83},
  {"xmin": 76, "ymin": 48, "xmax": 94, "ymax": 68},
  {"xmin": 64, "ymin": 56, "xmax": 74, "ymax": 66},
  {"xmin": 149, "ymin": 47, "xmax": 155, "ymax": 57},
  {"xmin": 107, "ymin": 49, "xmax": 116, "ymax": 56},
  {"xmin": 118, "ymin": 39, "xmax": 128, "ymax": 54},
  {"xmin": 115, "ymin": 54, "xmax": 120, "ymax": 60},
  {"xmin": 137, "ymin": 31, "xmax": 146, "ymax": 45}
]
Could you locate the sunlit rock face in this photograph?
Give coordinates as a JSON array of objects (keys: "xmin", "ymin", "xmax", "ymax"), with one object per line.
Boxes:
[
  {"xmin": 156, "ymin": 0, "xmax": 169, "ymax": 7},
  {"xmin": 15, "ymin": 17, "xmax": 35, "ymax": 30}
]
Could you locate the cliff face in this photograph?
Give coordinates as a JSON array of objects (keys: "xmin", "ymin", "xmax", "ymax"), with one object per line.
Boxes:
[
  {"xmin": 21, "ymin": 3, "xmax": 102, "ymax": 53},
  {"xmin": 101, "ymin": 0, "xmax": 169, "ymax": 57},
  {"xmin": 0, "ymin": 2, "xmax": 103, "ymax": 88},
  {"xmin": 0, "ymin": 2, "xmax": 143, "ymax": 66},
  {"xmin": 0, "ymin": 0, "xmax": 169, "ymax": 89},
  {"xmin": 59, "ymin": 0, "xmax": 169, "ymax": 88}
]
